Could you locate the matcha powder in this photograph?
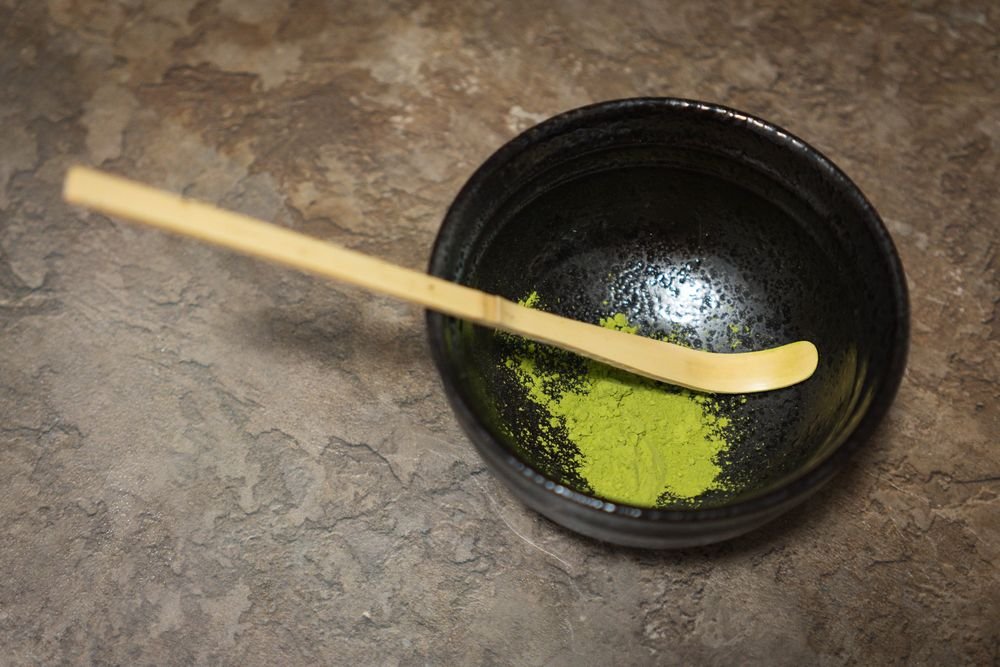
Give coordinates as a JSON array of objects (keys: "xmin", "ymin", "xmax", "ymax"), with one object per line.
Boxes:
[{"xmin": 502, "ymin": 294, "xmax": 735, "ymax": 508}]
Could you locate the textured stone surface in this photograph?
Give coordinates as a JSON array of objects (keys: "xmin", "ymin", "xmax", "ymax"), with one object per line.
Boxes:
[{"xmin": 1, "ymin": 1, "xmax": 997, "ymax": 664}]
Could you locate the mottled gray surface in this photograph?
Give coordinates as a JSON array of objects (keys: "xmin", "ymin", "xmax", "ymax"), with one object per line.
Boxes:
[{"xmin": 1, "ymin": 1, "xmax": 997, "ymax": 664}]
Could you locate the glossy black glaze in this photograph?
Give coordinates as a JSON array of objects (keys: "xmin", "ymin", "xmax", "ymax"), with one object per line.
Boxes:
[{"xmin": 426, "ymin": 98, "xmax": 909, "ymax": 548}]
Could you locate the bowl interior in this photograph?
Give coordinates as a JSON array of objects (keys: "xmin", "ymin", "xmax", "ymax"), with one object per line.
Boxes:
[{"xmin": 430, "ymin": 101, "xmax": 902, "ymax": 511}]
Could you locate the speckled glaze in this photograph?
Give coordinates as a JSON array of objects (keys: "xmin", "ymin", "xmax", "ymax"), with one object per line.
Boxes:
[{"xmin": 428, "ymin": 98, "xmax": 909, "ymax": 548}]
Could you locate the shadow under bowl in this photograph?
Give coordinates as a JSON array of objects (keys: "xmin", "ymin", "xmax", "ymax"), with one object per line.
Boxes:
[{"xmin": 427, "ymin": 98, "xmax": 908, "ymax": 548}]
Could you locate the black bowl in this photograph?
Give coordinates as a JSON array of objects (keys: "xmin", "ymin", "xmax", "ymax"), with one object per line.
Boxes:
[{"xmin": 427, "ymin": 98, "xmax": 908, "ymax": 548}]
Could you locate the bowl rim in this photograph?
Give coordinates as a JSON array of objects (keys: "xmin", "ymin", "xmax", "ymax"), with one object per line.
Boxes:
[{"xmin": 425, "ymin": 96, "xmax": 910, "ymax": 525}]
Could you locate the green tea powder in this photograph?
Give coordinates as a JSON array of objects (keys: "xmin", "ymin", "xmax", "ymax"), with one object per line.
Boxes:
[{"xmin": 502, "ymin": 293, "xmax": 734, "ymax": 507}]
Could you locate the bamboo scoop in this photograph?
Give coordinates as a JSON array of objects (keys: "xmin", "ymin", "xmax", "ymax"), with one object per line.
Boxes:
[{"xmin": 63, "ymin": 166, "xmax": 818, "ymax": 393}]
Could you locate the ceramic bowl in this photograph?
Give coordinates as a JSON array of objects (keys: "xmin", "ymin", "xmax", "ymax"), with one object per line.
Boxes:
[{"xmin": 426, "ymin": 98, "xmax": 908, "ymax": 548}]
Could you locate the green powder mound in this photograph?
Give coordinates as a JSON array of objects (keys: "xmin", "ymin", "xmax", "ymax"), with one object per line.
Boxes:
[{"xmin": 503, "ymin": 292, "xmax": 733, "ymax": 507}]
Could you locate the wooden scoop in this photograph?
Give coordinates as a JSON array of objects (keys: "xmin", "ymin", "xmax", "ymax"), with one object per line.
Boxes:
[{"xmin": 63, "ymin": 166, "xmax": 818, "ymax": 393}]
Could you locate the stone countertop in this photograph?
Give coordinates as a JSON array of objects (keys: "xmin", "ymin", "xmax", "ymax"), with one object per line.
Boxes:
[{"xmin": 1, "ymin": 1, "xmax": 997, "ymax": 664}]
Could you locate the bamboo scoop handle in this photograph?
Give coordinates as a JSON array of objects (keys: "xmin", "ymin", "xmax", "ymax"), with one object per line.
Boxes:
[{"xmin": 63, "ymin": 166, "xmax": 818, "ymax": 393}]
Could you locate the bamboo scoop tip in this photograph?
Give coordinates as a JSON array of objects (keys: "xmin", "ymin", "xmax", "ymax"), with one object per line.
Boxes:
[
  {"xmin": 789, "ymin": 339, "xmax": 819, "ymax": 371},
  {"xmin": 747, "ymin": 340, "xmax": 819, "ymax": 393},
  {"xmin": 779, "ymin": 339, "xmax": 820, "ymax": 387}
]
